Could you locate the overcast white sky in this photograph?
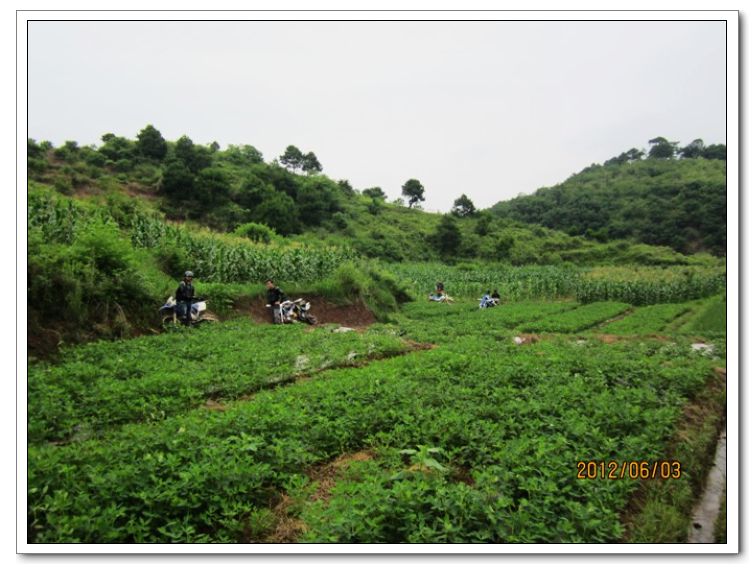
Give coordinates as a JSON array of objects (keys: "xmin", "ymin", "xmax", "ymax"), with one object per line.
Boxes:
[{"xmin": 27, "ymin": 19, "xmax": 726, "ymax": 212}]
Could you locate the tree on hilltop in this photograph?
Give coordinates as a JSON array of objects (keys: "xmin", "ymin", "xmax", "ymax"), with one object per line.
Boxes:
[
  {"xmin": 279, "ymin": 145, "xmax": 304, "ymax": 172},
  {"xmin": 451, "ymin": 194, "xmax": 476, "ymax": 217},
  {"xmin": 648, "ymin": 137, "xmax": 679, "ymax": 159},
  {"xmin": 136, "ymin": 124, "xmax": 167, "ymax": 160},
  {"xmin": 402, "ymin": 179, "xmax": 425, "ymax": 208},
  {"xmin": 302, "ymin": 151, "xmax": 323, "ymax": 174}
]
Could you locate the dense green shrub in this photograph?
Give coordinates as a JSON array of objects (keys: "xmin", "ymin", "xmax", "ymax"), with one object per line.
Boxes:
[
  {"xmin": 322, "ymin": 261, "xmax": 413, "ymax": 319},
  {"xmin": 28, "ymin": 218, "xmax": 158, "ymax": 341},
  {"xmin": 233, "ymin": 222, "xmax": 279, "ymax": 244}
]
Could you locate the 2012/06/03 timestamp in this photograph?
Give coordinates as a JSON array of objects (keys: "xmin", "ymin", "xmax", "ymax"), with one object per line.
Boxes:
[{"xmin": 577, "ymin": 460, "xmax": 682, "ymax": 480}]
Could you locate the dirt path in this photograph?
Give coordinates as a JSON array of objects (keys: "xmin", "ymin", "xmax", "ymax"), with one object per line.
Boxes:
[
  {"xmin": 688, "ymin": 429, "xmax": 727, "ymax": 543},
  {"xmin": 237, "ymin": 296, "xmax": 376, "ymax": 328}
]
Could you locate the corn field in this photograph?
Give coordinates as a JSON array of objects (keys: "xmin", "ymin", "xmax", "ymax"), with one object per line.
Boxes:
[
  {"xmin": 28, "ymin": 188, "xmax": 357, "ymax": 284},
  {"xmin": 387, "ymin": 262, "xmax": 725, "ymax": 305},
  {"xmin": 576, "ymin": 266, "xmax": 726, "ymax": 305},
  {"xmin": 128, "ymin": 212, "xmax": 356, "ymax": 283},
  {"xmin": 386, "ymin": 263, "xmax": 581, "ymax": 299},
  {"xmin": 28, "ymin": 189, "xmax": 725, "ymax": 301}
]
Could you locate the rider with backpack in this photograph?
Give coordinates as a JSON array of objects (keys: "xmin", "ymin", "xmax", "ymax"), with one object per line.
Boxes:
[{"xmin": 175, "ymin": 271, "xmax": 196, "ymax": 324}]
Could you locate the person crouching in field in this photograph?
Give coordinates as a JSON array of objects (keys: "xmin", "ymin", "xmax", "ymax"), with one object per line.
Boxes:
[
  {"xmin": 429, "ymin": 281, "xmax": 454, "ymax": 303},
  {"xmin": 265, "ymin": 279, "xmax": 286, "ymax": 323}
]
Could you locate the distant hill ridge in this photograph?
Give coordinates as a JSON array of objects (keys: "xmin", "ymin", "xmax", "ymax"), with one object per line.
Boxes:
[
  {"xmin": 490, "ymin": 138, "xmax": 726, "ymax": 255},
  {"xmin": 28, "ymin": 130, "xmax": 725, "ymax": 261}
]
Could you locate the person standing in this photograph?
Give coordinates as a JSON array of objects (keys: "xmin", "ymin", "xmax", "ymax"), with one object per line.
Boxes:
[
  {"xmin": 265, "ymin": 279, "xmax": 286, "ymax": 323},
  {"xmin": 175, "ymin": 271, "xmax": 195, "ymax": 325}
]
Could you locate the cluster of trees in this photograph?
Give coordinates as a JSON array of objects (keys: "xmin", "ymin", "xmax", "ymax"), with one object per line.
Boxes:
[
  {"xmin": 602, "ymin": 137, "xmax": 726, "ymax": 166},
  {"xmin": 29, "ymin": 128, "xmax": 727, "ymax": 262},
  {"xmin": 28, "ymin": 124, "xmax": 436, "ymax": 238},
  {"xmin": 278, "ymin": 145, "xmax": 323, "ymax": 174},
  {"xmin": 490, "ymin": 138, "xmax": 726, "ymax": 255}
]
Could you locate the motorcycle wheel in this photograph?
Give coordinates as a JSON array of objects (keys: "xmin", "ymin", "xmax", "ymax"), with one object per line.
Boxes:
[
  {"xmin": 201, "ymin": 312, "xmax": 219, "ymax": 323},
  {"xmin": 304, "ymin": 314, "xmax": 318, "ymax": 325}
]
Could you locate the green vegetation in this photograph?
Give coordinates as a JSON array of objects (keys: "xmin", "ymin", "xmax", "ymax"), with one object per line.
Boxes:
[
  {"xmin": 596, "ymin": 303, "xmax": 693, "ymax": 336},
  {"xmin": 29, "ymin": 130, "xmax": 724, "ymax": 265},
  {"xmin": 576, "ymin": 266, "xmax": 725, "ymax": 305},
  {"xmin": 28, "ymin": 321, "xmax": 407, "ymax": 444},
  {"xmin": 624, "ymin": 368, "xmax": 725, "ymax": 543},
  {"xmin": 394, "ymin": 300, "xmax": 578, "ymax": 344},
  {"xmin": 388, "ymin": 262, "xmax": 724, "ymax": 305},
  {"xmin": 520, "ymin": 302, "xmax": 631, "ymax": 333},
  {"xmin": 26, "ymin": 129, "xmax": 728, "ymax": 544},
  {"xmin": 491, "ymin": 139, "xmax": 726, "ymax": 255},
  {"xmin": 28, "ymin": 184, "xmax": 356, "ymax": 285},
  {"xmin": 27, "ymin": 183, "xmax": 412, "ymax": 349},
  {"xmin": 387, "ymin": 262, "xmax": 582, "ymax": 299},
  {"xmin": 679, "ymin": 295, "xmax": 726, "ymax": 336},
  {"xmin": 28, "ymin": 332, "xmax": 722, "ymax": 543}
]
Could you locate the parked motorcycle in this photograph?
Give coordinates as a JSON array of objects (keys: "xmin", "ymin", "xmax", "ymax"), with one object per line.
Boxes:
[
  {"xmin": 160, "ymin": 296, "xmax": 219, "ymax": 326},
  {"xmin": 478, "ymin": 294, "xmax": 498, "ymax": 309},
  {"xmin": 267, "ymin": 298, "xmax": 318, "ymax": 325}
]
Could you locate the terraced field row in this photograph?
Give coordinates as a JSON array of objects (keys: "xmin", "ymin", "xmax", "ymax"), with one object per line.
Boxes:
[{"xmin": 28, "ymin": 320, "xmax": 408, "ymax": 444}]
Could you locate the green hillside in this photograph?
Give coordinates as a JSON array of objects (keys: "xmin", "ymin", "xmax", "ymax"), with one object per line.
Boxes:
[
  {"xmin": 28, "ymin": 129, "xmax": 721, "ymax": 265},
  {"xmin": 490, "ymin": 139, "xmax": 726, "ymax": 255}
]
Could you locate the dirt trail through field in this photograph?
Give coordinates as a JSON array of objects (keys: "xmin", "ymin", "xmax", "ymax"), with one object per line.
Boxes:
[{"xmin": 238, "ymin": 296, "xmax": 376, "ymax": 328}]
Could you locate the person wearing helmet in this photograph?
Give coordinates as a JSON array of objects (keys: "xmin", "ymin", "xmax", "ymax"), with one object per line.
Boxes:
[
  {"xmin": 176, "ymin": 271, "xmax": 195, "ymax": 325},
  {"xmin": 265, "ymin": 279, "xmax": 286, "ymax": 323}
]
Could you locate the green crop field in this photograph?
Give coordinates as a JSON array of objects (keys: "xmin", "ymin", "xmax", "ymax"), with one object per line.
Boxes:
[
  {"xmin": 25, "ymin": 121, "xmax": 729, "ymax": 547},
  {"xmin": 28, "ymin": 321, "xmax": 407, "ymax": 444},
  {"xmin": 27, "ymin": 271, "xmax": 727, "ymax": 544}
]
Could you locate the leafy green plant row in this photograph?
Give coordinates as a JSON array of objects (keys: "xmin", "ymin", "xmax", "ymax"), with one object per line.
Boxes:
[
  {"xmin": 394, "ymin": 300, "xmax": 579, "ymax": 343},
  {"xmin": 28, "ymin": 337, "xmax": 718, "ymax": 543},
  {"xmin": 28, "ymin": 320, "xmax": 407, "ymax": 444},
  {"xmin": 677, "ymin": 295, "xmax": 726, "ymax": 336},
  {"xmin": 519, "ymin": 302, "xmax": 631, "ymax": 333},
  {"xmin": 596, "ymin": 302, "xmax": 694, "ymax": 336}
]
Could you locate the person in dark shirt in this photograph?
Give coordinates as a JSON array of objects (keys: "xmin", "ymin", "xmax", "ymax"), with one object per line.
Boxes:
[
  {"xmin": 491, "ymin": 289, "xmax": 501, "ymax": 304},
  {"xmin": 265, "ymin": 279, "xmax": 286, "ymax": 323},
  {"xmin": 175, "ymin": 271, "xmax": 195, "ymax": 325}
]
